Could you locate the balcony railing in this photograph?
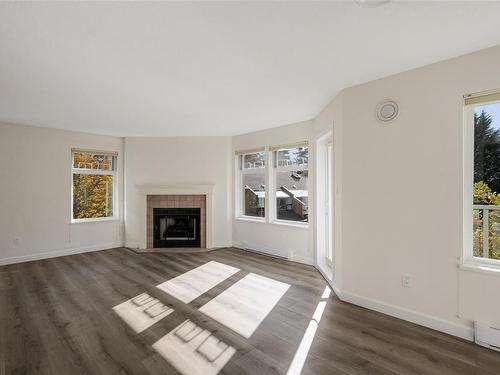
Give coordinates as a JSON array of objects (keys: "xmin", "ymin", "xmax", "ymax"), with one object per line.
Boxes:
[
  {"xmin": 277, "ymin": 158, "xmax": 308, "ymax": 167},
  {"xmin": 473, "ymin": 204, "xmax": 500, "ymax": 259}
]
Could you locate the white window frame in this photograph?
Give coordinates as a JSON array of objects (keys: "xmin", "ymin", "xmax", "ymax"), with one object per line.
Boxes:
[
  {"xmin": 326, "ymin": 141, "xmax": 334, "ymax": 267},
  {"xmin": 271, "ymin": 145, "xmax": 309, "ymax": 227},
  {"xmin": 71, "ymin": 149, "xmax": 118, "ymax": 224},
  {"xmin": 235, "ymin": 150, "xmax": 267, "ymax": 222},
  {"xmin": 463, "ymin": 94, "xmax": 500, "ymax": 270}
]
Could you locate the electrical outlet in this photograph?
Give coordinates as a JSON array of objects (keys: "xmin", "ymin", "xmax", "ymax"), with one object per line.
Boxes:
[
  {"xmin": 402, "ymin": 274, "xmax": 412, "ymax": 288},
  {"xmin": 14, "ymin": 237, "xmax": 20, "ymax": 247}
]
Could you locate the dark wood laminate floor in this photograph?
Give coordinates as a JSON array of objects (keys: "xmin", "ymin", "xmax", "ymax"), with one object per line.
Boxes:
[{"xmin": 1, "ymin": 247, "xmax": 499, "ymax": 375}]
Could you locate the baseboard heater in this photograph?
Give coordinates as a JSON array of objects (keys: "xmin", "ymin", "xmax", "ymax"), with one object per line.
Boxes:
[
  {"xmin": 475, "ymin": 321, "xmax": 500, "ymax": 352},
  {"xmin": 237, "ymin": 246, "xmax": 289, "ymax": 261}
]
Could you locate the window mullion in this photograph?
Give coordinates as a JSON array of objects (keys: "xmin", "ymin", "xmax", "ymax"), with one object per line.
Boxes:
[
  {"xmin": 276, "ymin": 165, "xmax": 308, "ymax": 173},
  {"xmin": 72, "ymin": 169, "xmax": 113, "ymax": 176},
  {"xmin": 265, "ymin": 148, "xmax": 272, "ymax": 223}
]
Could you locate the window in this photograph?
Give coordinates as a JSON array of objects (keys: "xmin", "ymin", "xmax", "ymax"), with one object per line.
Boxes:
[
  {"xmin": 273, "ymin": 145, "xmax": 309, "ymax": 223},
  {"xmin": 72, "ymin": 150, "xmax": 117, "ymax": 222},
  {"xmin": 464, "ymin": 91, "xmax": 500, "ymax": 265},
  {"xmin": 238, "ymin": 151, "xmax": 266, "ymax": 218}
]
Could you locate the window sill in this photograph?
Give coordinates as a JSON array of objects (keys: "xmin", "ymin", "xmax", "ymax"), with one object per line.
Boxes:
[
  {"xmin": 71, "ymin": 217, "xmax": 120, "ymax": 224},
  {"xmin": 460, "ymin": 261, "xmax": 500, "ymax": 276},
  {"xmin": 270, "ymin": 220, "xmax": 309, "ymax": 229},
  {"xmin": 235, "ymin": 216, "xmax": 265, "ymax": 224}
]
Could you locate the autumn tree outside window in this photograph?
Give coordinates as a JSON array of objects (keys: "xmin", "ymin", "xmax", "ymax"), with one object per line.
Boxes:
[{"xmin": 71, "ymin": 150, "xmax": 118, "ymax": 222}]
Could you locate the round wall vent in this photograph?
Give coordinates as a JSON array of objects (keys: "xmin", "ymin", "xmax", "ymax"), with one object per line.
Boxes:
[{"xmin": 376, "ymin": 99, "xmax": 399, "ymax": 123}]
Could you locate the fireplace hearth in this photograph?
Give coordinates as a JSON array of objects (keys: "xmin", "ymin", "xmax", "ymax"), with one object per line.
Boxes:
[{"xmin": 153, "ymin": 208, "xmax": 201, "ymax": 248}]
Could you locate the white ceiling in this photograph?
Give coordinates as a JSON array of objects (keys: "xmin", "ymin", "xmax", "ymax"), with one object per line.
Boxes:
[{"xmin": 1, "ymin": 1, "xmax": 500, "ymax": 137}]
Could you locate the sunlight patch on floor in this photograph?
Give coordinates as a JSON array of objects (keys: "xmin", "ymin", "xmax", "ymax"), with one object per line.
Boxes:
[
  {"xmin": 286, "ymin": 285, "xmax": 330, "ymax": 375},
  {"xmin": 199, "ymin": 273, "xmax": 290, "ymax": 338},
  {"xmin": 113, "ymin": 292, "xmax": 174, "ymax": 333},
  {"xmin": 156, "ymin": 261, "xmax": 240, "ymax": 303},
  {"xmin": 113, "ymin": 261, "xmax": 295, "ymax": 375},
  {"xmin": 153, "ymin": 319, "xmax": 236, "ymax": 375}
]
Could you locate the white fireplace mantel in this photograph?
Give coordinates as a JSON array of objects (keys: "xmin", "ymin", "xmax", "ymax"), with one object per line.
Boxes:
[{"xmin": 136, "ymin": 184, "xmax": 215, "ymax": 249}]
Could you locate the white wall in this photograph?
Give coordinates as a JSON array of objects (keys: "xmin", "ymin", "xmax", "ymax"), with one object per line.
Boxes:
[
  {"xmin": 232, "ymin": 121, "xmax": 314, "ymax": 264},
  {"xmin": 320, "ymin": 45, "xmax": 500, "ymax": 339},
  {"xmin": 0, "ymin": 123, "xmax": 124, "ymax": 265},
  {"xmin": 124, "ymin": 136, "xmax": 232, "ymax": 248}
]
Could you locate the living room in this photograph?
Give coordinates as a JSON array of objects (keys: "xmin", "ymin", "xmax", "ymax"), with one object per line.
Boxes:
[{"xmin": 1, "ymin": 2, "xmax": 500, "ymax": 374}]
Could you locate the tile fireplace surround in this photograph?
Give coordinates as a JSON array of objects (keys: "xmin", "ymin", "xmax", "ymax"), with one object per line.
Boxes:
[
  {"xmin": 136, "ymin": 185, "xmax": 215, "ymax": 250},
  {"xmin": 147, "ymin": 195, "xmax": 206, "ymax": 248}
]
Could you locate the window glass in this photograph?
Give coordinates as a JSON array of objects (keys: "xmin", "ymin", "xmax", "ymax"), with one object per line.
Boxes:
[
  {"xmin": 242, "ymin": 172, "xmax": 265, "ymax": 218},
  {"xmin": 472, "ymin": 102, "xmax": 500, "ymax": 260},
  {"xmin": 276, "ymin": 170, "xmax": 308, "ymax": 222},
  {"xmin": 73, "ymin": 152, "xmax": 115, "ymax": 171},
  {"xmin": 242, "ymin": 152, "xmax": 266, "ymax": 169},
  {"xmin": 73, "ymin": 174, "xmax": 114, "ymax": 219},
  {"xmin": 276, "ymin": 147, "xmax": 308, "ymax": 167}
]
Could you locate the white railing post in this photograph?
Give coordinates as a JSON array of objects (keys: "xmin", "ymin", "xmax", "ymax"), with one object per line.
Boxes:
[{"xmin": 483, "ymin": 208, "xmax": 489, "ymax": 259}]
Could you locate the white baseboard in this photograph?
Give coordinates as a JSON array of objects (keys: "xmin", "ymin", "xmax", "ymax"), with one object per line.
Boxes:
[
  {"xmin": 339, "ymin": 290, "xmax": 474, "ymax": 341},
  {"xmin": 315, "ymin": 266, "xmax": 342, "ymax": 297},
  {"xmin": 0, "ymin": 242, "xmax": 124, "ymax": 266},
  {"xmin": 125, "ymin": 242, "xmax": 139, "ymax": 249},
  {"xmin": 211, "ymin": 241, "xmax": 233, "ymax": 248},
  {"xmin": 232, "ymin": 241, "xmax": 314, "ymax": 265},
  {"xmin": 232, "ymin": 242, "xmax": 288, "ymax": 259},
  {"xmin": 312, "ymin": 265, "xmax": 473, "ymax": 341},
  {"xmin": 290, "ymin": 254, "xmax": 314, "ymax": 265}
]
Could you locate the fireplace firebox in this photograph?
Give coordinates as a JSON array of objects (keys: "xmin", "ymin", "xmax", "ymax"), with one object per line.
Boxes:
[{"xmin": 153, "ymin": 208, "xmax": 201, "ymax": 248}]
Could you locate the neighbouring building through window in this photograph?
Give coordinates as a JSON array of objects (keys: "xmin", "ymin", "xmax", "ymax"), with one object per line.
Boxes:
[
  {"xmin": 236, "ymin": 143, "xmax": 309, "ymax": 225},
  {"xmin": 273, "ymin": 145, "xmax": 309, "ymax": 223},
  {"xmin": 239, "ymin": 151, "xmax": 266, "ymax": 218}
]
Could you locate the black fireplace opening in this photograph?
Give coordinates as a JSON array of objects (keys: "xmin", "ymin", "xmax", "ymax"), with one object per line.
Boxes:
[{"xmin": 153, "ymin": 208, "xmax": 201, "ymax": 248}]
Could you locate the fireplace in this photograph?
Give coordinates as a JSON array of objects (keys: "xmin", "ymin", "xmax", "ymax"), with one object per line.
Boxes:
[
  {"xmin": 153, "ymin": 208, "xmax": 201, "ymax": 248},
  {"xmin": 145, "ymin": 193, "xmax": 208, "ymax": 249}
]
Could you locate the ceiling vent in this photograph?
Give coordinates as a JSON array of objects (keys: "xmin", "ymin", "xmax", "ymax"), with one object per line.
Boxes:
[{"xmin": 376, "ymin": 99, "xmax": 399, "ymax": 123}]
